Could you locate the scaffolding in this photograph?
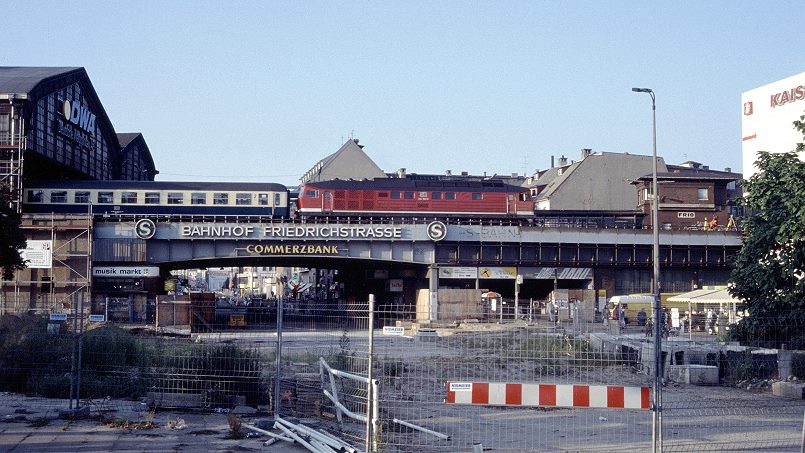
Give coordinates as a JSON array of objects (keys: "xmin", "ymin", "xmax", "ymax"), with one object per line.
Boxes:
[
  {"xmin": 0, "ymin": 99, "xmax": 25, "ymax": 213},
  {"xmin": 3, "ymin": 211, "xmax": 92, "ymax": 316}
]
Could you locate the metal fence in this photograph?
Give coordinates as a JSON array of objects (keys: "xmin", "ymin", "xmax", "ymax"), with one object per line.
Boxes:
[{"xmin": 1, "ymin": 299, "xmax": 804, "ymax": 451}]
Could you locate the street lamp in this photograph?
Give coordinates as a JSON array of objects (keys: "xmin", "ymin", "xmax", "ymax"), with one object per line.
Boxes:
[{"xmin": 632, "ymin": 86, "xmax": 662, "ymax": 452}]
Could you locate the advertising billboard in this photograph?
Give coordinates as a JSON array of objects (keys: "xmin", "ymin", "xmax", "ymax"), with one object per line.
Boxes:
[{"xmin": 742, "ymin": 71, "xmax": 805, "ymax": 180}]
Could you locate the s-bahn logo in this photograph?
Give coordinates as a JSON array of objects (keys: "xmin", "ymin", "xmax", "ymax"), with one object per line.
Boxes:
[
  {"xmin": 134, "ymin": 219, "xmax": 156, "ymax": 240},
  {"xmin": 426, "ymin": 221, "xmax": 447, "ymax": 241}
]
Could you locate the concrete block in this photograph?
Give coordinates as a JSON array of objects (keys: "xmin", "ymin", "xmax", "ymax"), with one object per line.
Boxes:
[
  {"xmin": 415, "ymin": 328, "xmax": 438, "ymax": 342},
  {"xmin": 666, "ymin": 364, "xmax": 719, "ymax": 385},
  {"xmin": 772, "ymin": 381, "xmax": 805, "ymax": 399},
  {"xmin": 146, "ymin": 392, "xmax": 204, "ymax": 409}
]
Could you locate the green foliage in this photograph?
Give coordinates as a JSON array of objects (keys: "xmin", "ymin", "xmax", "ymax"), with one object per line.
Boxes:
[
  {"xmin": 0, "ymin": 317, "xmax": 269, "ymax": 404},
  {"xmin": 729, "ymin": 114, "xmax": 805, "ymax": 347},
  {"xmin": 0, "ymin": 184, "xmax": 27, "ymax": 280}
]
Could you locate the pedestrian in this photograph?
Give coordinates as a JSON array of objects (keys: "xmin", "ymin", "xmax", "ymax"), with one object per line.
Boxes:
[
  {"xmin": 710, "ymin": 217, "xmax": 718, "ymax": 230},
  {"xmin": 637, "ymin": 308, "xmax": 647, "ymax": 326}
]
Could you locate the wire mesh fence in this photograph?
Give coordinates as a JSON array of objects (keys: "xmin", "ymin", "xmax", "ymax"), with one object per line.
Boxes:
[{"xmin": 1, "ymin": 300, "xmax": 805, "ymax": 451}]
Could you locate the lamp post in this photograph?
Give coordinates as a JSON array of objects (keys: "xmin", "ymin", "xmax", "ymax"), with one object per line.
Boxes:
[{"xmin": 632, "ymin": 87, "xmax": 662, "ymax": 452}]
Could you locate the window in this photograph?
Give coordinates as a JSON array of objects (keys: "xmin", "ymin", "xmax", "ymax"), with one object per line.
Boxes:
[
  {"xmin": 97, "ymin": 192, "xmax": 114, "ymax": 204},
  {"xmin": 404, "ymin": 192, "xmax": 414, "ymax": 199},
  {"xmin": 236, "ymin": 193, "xmax": 252, "ymax": 205},
  {"xmin": 167, "ymin": 192, "xmax": 184, "ymax": 204},
  {"xmin": 74, "ymin": 191, "xmax": 90, "ymax": 203},
  {"xmin": 191, "ymin": 193, "xmax": 207, "ymax": 205},
  {"xmin": 121, "ymin": 191, "xmax": 138, "ymax": 204},
  {"xmin": 445, "ymin": 192, "xmax": 456, "ymax": 200},
  {"xmin": 305, "ymin": 190, "xmax": 318, "ymax": 198},
  {"xmin": 472, "ymin": 193, "xmax": 482, "ymax": 200},
  {"xmin": 214, "ymin": 193, "xmax": 229, "ymax": 205},
  {"xmin": 50, "ymin": 191, "xmax": 67, "ymax": 203},
  {"xmin": 391, "ymin": 191, "xmax": 401, "ymax": 199},
  {"xmin": 28, "ymin": 190, "xmax": 43, "ymax": 203},
  {"xmin": 432, "ymin": 192, "xmax": 442, "ymax": 200},
  {"xmin": 697, "ymin": 188, "xmax": 708, "ymax": 201},
  {"xmin": 258, "ymin": 193, "xmax": 269, "ymax": 205},
  {"xmin": 144, "ymin": 192, "xmax": 160, "ymax": 204},
  {"xmin": 274, "ymin": 193, "xmax": 281, "ymax": 206}
]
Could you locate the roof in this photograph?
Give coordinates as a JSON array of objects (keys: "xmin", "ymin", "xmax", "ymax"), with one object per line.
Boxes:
[
  {"xmin": 303, "ymin": 177, "xmax": 526, "ymax": 192},
  {"xmin": 300, "ymin": 139, "xmax": 386, "ymax": 183},
  {"xmin": 638, "ymin": 165, "xmax": 742, "ymax": 182},
  {"xmin": 117, "ymin": 133, "xmax": 141, "ymax": 148},
  {"xmin": 667, "ymin": 289, "xmax": 740, "ymax": 304},
  {"xmin": 27, "ymin": 180, "xmax": 288, "ymax": 192},
  {"xmin": 0, "ymin": 67, "xmax": 83, "ymax": 94},
  {"xmin": 533, "ymin": 151, "xmax": 667, "ymax": 210}
]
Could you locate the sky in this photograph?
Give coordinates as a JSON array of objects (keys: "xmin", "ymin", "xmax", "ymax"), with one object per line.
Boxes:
[{"xmin": 6, "ymin": 1, "xmax": 804, "ymax": 185}]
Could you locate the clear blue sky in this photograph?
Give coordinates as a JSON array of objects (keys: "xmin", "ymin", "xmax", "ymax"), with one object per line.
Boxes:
[{"xmin": 7, "ymin": 1, "xmax": 803, "ymax": 184}]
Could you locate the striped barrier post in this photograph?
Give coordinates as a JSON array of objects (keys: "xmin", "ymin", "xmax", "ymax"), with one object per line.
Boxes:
[{"xmin": 446, "ymin": 381, "xmax": 650, "ymax": 410}]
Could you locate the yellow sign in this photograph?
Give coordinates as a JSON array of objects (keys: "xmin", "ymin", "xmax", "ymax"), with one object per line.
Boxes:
[{"xmin": 245, "ymin": 244, "xmax": 340, "ymax": 255}]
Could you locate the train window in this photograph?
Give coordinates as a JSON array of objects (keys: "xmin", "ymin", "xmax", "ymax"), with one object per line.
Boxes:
[
  {"xmin": 391, "ymin": 192, "xmax": 400, "ymax": 199},
  {"xmin": 258, "ymin": 194, "xmax": 269, "ymax": 205},
  {"xmin": 305, "ymin": 190, "xmax": 318, "ymax": 198},
  {"xmin": 378, "ymin": 192, "xmax": 389, "ymax": 198},
  {"xmin": 50, "ymin": 191, "xmax": 68, "ymax": 203},
  {"xmin": 445, "ymin": 192, "xmax": 456, "ymax": 200},
  {"xmin": 144, "ymin": 192, "xmax": 160, "ymax": 204},
  {"xmin": 404, "ymin": 192, "xmax": 414, "ymax": 199},
  {"xmin": 323, "ymin": 191, "xmax": 331, "ymax": 198},
  {"xmin": 236, "ymin": 193, "xmax": 252, "ymax": 205},
  {"xmin": 274, "ymin": 193, "xmax": 281, "ymax": 206},
  {"xmin": 98, "ymin": 192, "xmax": 114, "ymax": 204},
  {"xmin": 74, "ymin": 191, "xmax": 90, "ymax": 203},
  {"xmin": 27, "ymin": 190, "xmax": 43, "ymax": 203},
  {"xmin": 214, "ymin": 193, "xmax": 228, "ymax": 205},
  {"xmin": 191, "ymin": 193, "xmax": 207, "ymax": 205},
  {"xmin": 472, "ymin": 193, "xmax": 483, "ymax": 200},
  {"xmin": 432, "ymin": 192, "xmax": 442, "ymax": 200},
  {"xmin": 121, "ymin": 192, "xmax": 138, "ymax": 204},
  {"xmin": 167, "ymin": 192, "xmax": 184, "ymax": 204}
]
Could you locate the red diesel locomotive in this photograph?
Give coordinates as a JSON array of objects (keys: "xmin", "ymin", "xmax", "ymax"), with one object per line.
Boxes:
[{"xmin": 296, "ymin": 177, "xmax": 534, "ymax": 218}]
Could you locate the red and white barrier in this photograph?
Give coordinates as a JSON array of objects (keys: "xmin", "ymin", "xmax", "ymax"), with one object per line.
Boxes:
[{"xmin": 446, "ymin": 381, "xmax": 650, "ymax": 410}]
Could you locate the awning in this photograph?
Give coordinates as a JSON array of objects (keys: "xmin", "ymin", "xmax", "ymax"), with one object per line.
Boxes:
[
  {"xmin": 667, "ymin": 289, "xmax": 723, "ymax": 303},
  {"xmin": 668, "ymin": 289, "xmax": 741, "ymax": 305}
]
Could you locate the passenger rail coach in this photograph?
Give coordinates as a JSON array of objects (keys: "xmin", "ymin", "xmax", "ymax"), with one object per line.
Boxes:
[{"xmin": 23, "ymin": 180, "xmax": 290, "ymax": 217}]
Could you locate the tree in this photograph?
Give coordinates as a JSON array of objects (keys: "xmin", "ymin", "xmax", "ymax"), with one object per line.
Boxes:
[
  {"xmin": 729, "ymin": 115, "xmax": 805, "ymax": 348},
  {"xmin": 0, "ymin": 184, "xmax": 27, "ymax": 280}
]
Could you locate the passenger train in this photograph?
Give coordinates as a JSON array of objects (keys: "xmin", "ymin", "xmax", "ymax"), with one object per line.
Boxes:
[
  {"xmin": 23, "ymin": 180, "xmax": 291, "ymax": 217},
  {"xmin": 22, "ymin": 177, "xmax": 638, "ymax": 227}
]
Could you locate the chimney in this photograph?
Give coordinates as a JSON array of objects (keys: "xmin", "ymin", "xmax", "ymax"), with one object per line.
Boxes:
[
  {"xmin": 511, "ymin": 172, "xmax": 518, "ymax": 177},
  {"xmin": 461, "ymin": 171, "xmax": 469, "ymax": 176},
  {"xmin": 702, "ymin": 165, "xmax": 709, "ymax": 171},
  {"xmin": 445, "ymin": 170, "xmax": 452, "ymax": 176},
  {"xmin": 581, "ymin": 148, "xmax": 592, "ymax": 159},
  {"xmin": 397, "ymin": 168, "xmax": 406, "ymax": 178},
  {"xmin": 551, "ymin": 155, "xmax": 555, "ymax": 168},
  {"xmin": 558, "ymin": 155, "xmax": 568, "ymax": 167},
  {"xmin": 724, "ymin": 167, "xmax": 731, "ymax": 173}
]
